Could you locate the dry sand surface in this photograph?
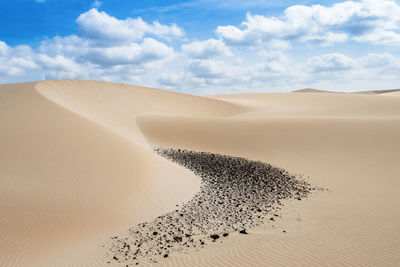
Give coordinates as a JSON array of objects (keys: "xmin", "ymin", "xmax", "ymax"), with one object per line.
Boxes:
[{"xmin": 1, "ymin": 80, "xmax": 400, "ymax": 266}]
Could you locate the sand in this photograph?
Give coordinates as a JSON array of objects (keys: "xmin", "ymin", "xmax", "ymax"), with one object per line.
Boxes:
[{"xmin": 1, "ymin": 80, "xmax": 400, "ymax": 266}]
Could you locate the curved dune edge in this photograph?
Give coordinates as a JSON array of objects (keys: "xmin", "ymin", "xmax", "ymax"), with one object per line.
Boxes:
[
  {"xmin": 1, "ymin": 80, "xmax": 400, "ymax": 266},
  {"xmin": 0, "ymin": 81, "xmax": 208, "ymax": 266},
  {"xmin": 35, "ymin": 80, "xmax": 245, "ymax": 148}
]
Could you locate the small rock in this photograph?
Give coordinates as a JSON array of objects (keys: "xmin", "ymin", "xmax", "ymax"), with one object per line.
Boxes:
[
  {"xmin": 210, "ymin": 234, "xmax": 220, "ymax": 240},
  {"xmin": 173, "ymin": 236, "xmax": 182, "ymax": 242}
]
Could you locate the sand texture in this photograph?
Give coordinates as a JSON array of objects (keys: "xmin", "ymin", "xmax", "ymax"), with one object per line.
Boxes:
[{"xmin": 1, "ymin": 80, "xmax": 400, "ymax": 266}]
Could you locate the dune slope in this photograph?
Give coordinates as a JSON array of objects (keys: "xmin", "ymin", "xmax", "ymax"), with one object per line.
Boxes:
[
  {"xmin": 0, "ymin": 82, "xmax": 203, "ymax": 266},
  {"xmin": 1, "ymin": 80, "xmax": 400, "ymax": 266},
  {"xmin": 36, "ymin": 80, "xmax": 242, "ymax": 147},
  {"xmin": 136, "ymin": 93, "xmax": 400, "ymax": 266}
]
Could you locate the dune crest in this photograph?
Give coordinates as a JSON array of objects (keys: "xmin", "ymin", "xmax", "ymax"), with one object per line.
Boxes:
[{"xmin": 35, "ymin": 80, "xmax": 243, "ymax": 147}]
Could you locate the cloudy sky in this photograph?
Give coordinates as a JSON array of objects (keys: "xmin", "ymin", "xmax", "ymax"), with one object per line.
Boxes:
[{"xmin": 0, "ymin": 0, "xmax": 399, "ymax": 94}]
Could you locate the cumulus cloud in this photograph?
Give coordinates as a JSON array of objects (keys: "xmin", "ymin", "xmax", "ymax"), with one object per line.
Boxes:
[
  {"xmin": 76, "ymin": 8, "xmax": 184, "ymax": 46},
  {"xmin": 0, "ymin": 9, "xmax": 182, "ymax": 83},
  {"xmin": 36, "ymin": 9, "xmax": 179, "ymax": 69},
  {"xmin": 306, "ymin": 53, "xmax": 357, "ymax": 72},
  {"xmin": 359, "ymin": 53, "xmax": 400, "ymax": 77},
  {"xmin": 1, "ymin": 2, "xmax": 400, "ymax": 93},
  {"xmin": 39, "ymin": 35, "xmax": 87, "ymax": 57},
  {"xmin": 185, "ymin": 58, "xmax": 256, "ymax": 91},
  {"xmin": 38, "ymin": 54, "xmax": 81, "ymax": 72},
  {"xmin": 157, "ymin": 72, "xmax": 185, "ymax": 88},
  {"xmin": 360, "ymin": 53, "xmax": 400, "ymax": 68},
  {"xmin": 37, "ymin": 54, "xmax": 88, "ymax": 79},
  {"xmin": 0, "ymin": 41, "xmax": 9, "ymax": 56},
  {"xmin": 85, "ymin": 38, "xmax": 174, "ymax": 66},
  {"xmin": 182, "ymin": 39, "xmax": 232, "ymax": 59},
  {"xmin": 188, "ymin": 59, "xmax": 228, "ymax": 79},
  {"xmin": 217, "ymin": 0, "xmax": 400, "ymax": 46},
  {"xmin": 0, "ymin": 42, "xmax": 38, "ymax": 77}
]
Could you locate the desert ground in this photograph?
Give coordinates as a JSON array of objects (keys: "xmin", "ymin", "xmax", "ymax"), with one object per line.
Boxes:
[{"xmin": 1, "ymin": 80, "xmax": 399, "ymax": 266}]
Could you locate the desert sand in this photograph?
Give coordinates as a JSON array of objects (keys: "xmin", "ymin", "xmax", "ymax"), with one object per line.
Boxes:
[{"xmin": 1, "ymin": 80, "xmax": 399, "ymax": 266}]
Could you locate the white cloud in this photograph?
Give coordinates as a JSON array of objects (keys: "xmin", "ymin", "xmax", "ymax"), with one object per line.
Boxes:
[
  {"xmin": 39, "ymin": 35, "xmax": 87, "ymax": 57},
  {"xmin": 360, "ymin": 53, "xmax": 400, "ymax": 68},
  {"xmin": 157, "ymin": 72, "xmax": 185, "ymax": 88},
  {"xmin": 217, "ymin": 0, "xmax": 400, "ymax": 46},
  {"xmin": 9, "ymin": 57, "xmax": 38, "ymax": 70},
  {"xmin": 182, "ymin": 39, "xmax": 231, "ymax": 59},
  {"xmin": 185, "ymin": 58, "xmax": 255, "ymax": 90},
  {"xmin": 0, "ymin": 41, "xmax": 10, "ymax": 56},
  {"xmin": 0, "ymin": 9, "xmax": 181, "ymax": 83},
  {"xmin": 257, "ymin": 51, "xmax": 292, "ymax": 74},
  {"xmin": 76, "ymin": 8, "xmax": 184, "ymax": 46},
  {"xmin": 85, "ymin": 38, "xmax": 174, "ymax": 66},
  {"xmin": 306, "ymin": 53, "xmax": 357, "ymax": 73},
  {"xmin": 188, "ymin": 59, "xmax": 227, "ymax": 79},
  {"xmin": 38, "ymin": 55, "xmax": 81, "ymax": 72},
  {"xmin": 37, "ymin": 10, "xmax": 178, "ymax": 69},
  {"xmin": 0, "ymin": 42, "xmax": 38, "ymax": 77},
  {"xmin": 1, "ymin": 3, "xmax": 400, "ymax": 93}
]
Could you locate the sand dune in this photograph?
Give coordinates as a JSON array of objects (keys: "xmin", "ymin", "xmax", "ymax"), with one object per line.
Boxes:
[
  {"xmin": 1, "ymin": 80, "xmax": 400, "ymax": 266},
  {"xmin": 0, "ymin": 81, "xmax": 201, "ymax": 266},
  {"xmin": 36, "ymin": 80, "xmax": 242, "ymax": 147},
  {"xmin": 382, "ymin": 91, "xmax": 400, "ymax": 97},
  {"xmin": 352, "ymin": 89, "xmax": 400, "ymax": 95},
  {"xmin": 292, "ymin": 88, "xmax": 333, "ymax": 93},
  {"xmin": 294, "ymin": 88, "xmax": 400, "ymax": 96}
]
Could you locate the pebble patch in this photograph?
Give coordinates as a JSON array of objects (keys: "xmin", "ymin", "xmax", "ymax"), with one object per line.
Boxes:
[{"xmin": 107, "ymin": 148, "xmax": 318, "ymax": 265}]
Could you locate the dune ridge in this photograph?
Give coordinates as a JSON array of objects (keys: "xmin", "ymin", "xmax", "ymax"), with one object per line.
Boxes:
[
  {"xmin": 1, "ymin": 80, "xmax": 400, "ymax": 266},
  {"xmin": 292, "ymin": 88, "xmax": 333, "ymax": 93},
  {"xmin": 35, "ymin": 80, "xmax": 243, "ymax": 147}
]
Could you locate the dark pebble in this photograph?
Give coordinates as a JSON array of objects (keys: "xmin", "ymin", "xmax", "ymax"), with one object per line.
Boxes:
[
  {"xmin": 173, "ymin": 236, "xmax": 182, "ymax": 242},
  {"xmin": 210, "ymin": 234, "xmax": 220, "ymax": 240}
]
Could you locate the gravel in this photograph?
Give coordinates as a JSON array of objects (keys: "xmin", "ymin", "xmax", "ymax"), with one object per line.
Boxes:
[{"xmin": 107, "ymin": 148, "xmax": 316, "ymax": 265}]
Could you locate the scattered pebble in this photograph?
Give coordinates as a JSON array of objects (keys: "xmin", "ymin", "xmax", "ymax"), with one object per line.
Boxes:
[{"xmin": 107, "ymin": 148, "xmax": 316, "ymax": 265}]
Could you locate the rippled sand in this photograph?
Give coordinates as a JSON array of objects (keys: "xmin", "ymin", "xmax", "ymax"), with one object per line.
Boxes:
[{"xmin": 1, "ymin": 80, "xmax": 399, "ymax": 266}]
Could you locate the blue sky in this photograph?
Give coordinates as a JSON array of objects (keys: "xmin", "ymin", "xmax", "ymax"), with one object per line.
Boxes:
[{"xmin": 0, "ymin": 0, "xmax": 399, "ymax": 93}]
